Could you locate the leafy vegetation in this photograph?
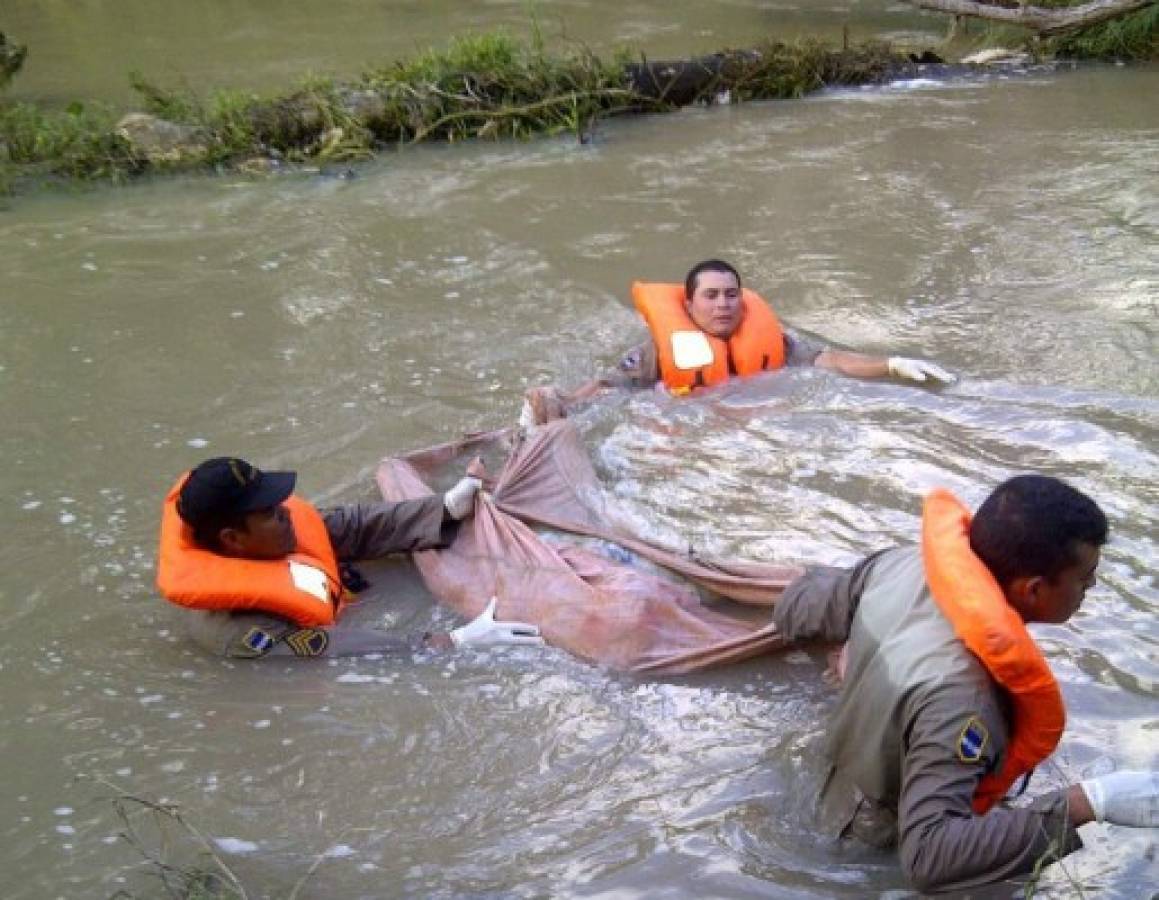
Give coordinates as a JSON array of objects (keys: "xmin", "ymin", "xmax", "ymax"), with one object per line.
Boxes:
[
  {"xmin": 0, "ymin": 100, "xmax": 133, "ymax": 193},
  {"xmin": 359, "ymin": 30, "xmax": 633, "ymax": 143},
  {"xmin": 1, "ymin": 29, "xmax": 900, "ymax": 193},
  {"xmin": 0, "ymin": 10, "xmax": 1153, "ymax": 195},
  {"xmin": 1049, "ymin": 2, "xmax": 1159, "ymax": 59},
  {"xmin": 936, "ymin": 0, "xmax": 1159, "ymax": 61}
]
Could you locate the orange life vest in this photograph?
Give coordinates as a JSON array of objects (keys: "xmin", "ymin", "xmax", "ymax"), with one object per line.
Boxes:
[
  {"xmin": 631, "ymin": 281, "xmax": 786, "ymax": 394},
  {"xmin": 921, "ymin": 488, "xmax": 1066, "ymax": 814},
  {"xmin": 156, "ymin": 474, "xmax": 344, "ymax": 626}
]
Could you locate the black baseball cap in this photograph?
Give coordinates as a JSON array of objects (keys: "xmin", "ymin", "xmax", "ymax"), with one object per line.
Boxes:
[{"xmin": 177, "ymin": 457, "xmax": 296, "ymax": 529}]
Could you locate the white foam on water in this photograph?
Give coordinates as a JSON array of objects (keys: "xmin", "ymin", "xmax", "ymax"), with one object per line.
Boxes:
[
  {"xmin": 214, "ymin": 837, "xmax": 259, "ymax": 854},
  {"xmin": 336, "ymin": 672, "xmax": 376, "ymax": 684}
]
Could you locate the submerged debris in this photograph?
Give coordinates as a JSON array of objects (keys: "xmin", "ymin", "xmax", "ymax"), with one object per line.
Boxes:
[{"xmin": 0, "ymin": 32, "xmax": 27, "ymax": 90}]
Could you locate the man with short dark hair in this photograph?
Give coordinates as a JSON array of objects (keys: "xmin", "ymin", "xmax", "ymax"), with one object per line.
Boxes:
[
  {"xmin": 520, "ymin": 259, "xmax": 954, "ymax": 425},
  {"xmin": 157, "ymin": 457, "xmax": 542, "ymax": 658},
  {"xmin": 772, "ymin": 474, "xmax": 1157, "ymax": 893}
]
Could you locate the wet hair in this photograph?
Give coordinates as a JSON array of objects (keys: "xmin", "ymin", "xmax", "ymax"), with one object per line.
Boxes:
[
  {"xmin": 969, "ymin": 475, "xmax": 1108, "ymax": 587},
  {"xmin": 684, "ymin": 259, "xmax": 741, "ymax": 300}
]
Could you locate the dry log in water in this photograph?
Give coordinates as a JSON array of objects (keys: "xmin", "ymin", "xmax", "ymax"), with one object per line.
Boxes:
[{"xmin": 900, "ymin": 0, "xmax": 1155, "ymax": 38}]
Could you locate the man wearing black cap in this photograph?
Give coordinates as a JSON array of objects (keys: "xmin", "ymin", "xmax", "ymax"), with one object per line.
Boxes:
[{"xmin": 157, "ymin": 456, "xmax": 542, "ymax": 658}]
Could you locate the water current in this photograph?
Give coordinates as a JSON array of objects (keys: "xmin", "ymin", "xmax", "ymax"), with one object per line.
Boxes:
[{"xmin": 1, "ymin": 2, "xmax": 1157, "ymax": 897}]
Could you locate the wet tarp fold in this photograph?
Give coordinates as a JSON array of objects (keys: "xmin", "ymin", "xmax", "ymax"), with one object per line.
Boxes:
[{"xmin": 376, "ymin": 420, "xmax": 804, "ymax": 673}]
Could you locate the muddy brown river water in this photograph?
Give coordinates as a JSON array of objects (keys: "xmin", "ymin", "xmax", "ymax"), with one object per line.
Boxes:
[{"xmin": 2, "ymin": 2, "xmax": 1157, "ymax": 897}]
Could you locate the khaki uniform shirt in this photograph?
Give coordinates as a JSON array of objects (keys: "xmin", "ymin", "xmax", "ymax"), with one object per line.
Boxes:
[
  {"xmin": 774, "ymin": 548, "xmax": 1082, "ymax": 894},
  {"xmin": 182, "ymin": 495, "xmax": 452, "ymax": 659},
  {"xmin": 601, "ymin": 327, "xmax": 825, "ymax": 389}
]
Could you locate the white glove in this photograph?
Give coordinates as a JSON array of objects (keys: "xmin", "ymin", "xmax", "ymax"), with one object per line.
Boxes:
[
  {"xmin": 518, "ymin": 398, "xmax": 539, "ymax": 431},
  {"xmin": 1080, "ymin": 771, "xmax": 1159, "ymax": 827},
  {"xmin": 449, "ymin": 597, "xmax": 544, "ymax": 647},
  {"xmin": 887, "ymin": 356, "xmax": 956, "ymax": 384},
  {"xmin": 443, "ymin": 476, "xmax": 482, "ymax": 520}
]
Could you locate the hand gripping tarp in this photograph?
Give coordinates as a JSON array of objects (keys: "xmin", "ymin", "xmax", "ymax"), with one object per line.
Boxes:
[{"xmin": 376, "ymin": 420, "xmax": 804, "ymax": 674}]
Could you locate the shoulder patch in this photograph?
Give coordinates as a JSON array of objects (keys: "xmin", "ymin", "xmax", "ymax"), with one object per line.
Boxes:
[
  {"xmin": 285, "ymin": 628, "xmax": 330, "ymax": 658},
  {"xmin": 957, "ymin": 716, "xmax": 989, "ymax": 764},
  {"xmin": 618, "ymin": 347, "xmax": 644, "ymax": 373},
  {"xmin": 241, "ymin": 627, "xmax": 276, "ymax": 657}
]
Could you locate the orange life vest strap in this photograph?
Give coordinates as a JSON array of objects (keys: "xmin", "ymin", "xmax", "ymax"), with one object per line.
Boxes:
[
  {"xmin": 922, "ymin": 488, "xmax": 1065, "ymax": 813},
  {"xmin": 631, "ymin": 281, "xmax": 785, "ymax": 393},
  {"xmin": 156, "ymin": 474, "xmax": 343, "ymax": 626}
]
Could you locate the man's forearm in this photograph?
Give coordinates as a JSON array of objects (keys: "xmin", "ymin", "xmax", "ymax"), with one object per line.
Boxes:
[
  {"xmin": 562, "ymin": 380, "xmax": 610, "ymax": 402},
  {"xmin": 772, "ymin": 551, "xmax": 887, "ymax": 642},
  {"xmin": 1066, "ymin": 783, "xmax": 1095, "ymax": 826},
  {"xmin": 814, "ymin": 349, "xmax": 891, "ymax": 378},
  {"xmin": 267, "ymin": 627, "xmax": 449, "ymax": 657},
  {"xmin": 900, "ymin": 790, "xmax": 1083, "ymax": 893},
  {"xmin": 322, "ymin": 496, "xmax": 451, "ymax": 560}
]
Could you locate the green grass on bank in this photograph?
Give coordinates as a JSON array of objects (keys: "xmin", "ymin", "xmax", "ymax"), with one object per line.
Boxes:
[
  {"xmin": 0, "ymin": 101, "xmax": 130, "ymax": 190},
  {"xmin": 0, "ymin": 30, "xmax": 903, "ymax": 193},
  {"xmin": 1051, "ymin": 2, "xmax": 1159, "ymax": 59},
  {"xmin": 1, "ymin": 8, "xmax": 1156, "ymax": 196},
  {"xmin": 0, "ymin": 30, "xmax": 634, "ymax": 193},
  {"xmin": 937, "ymin": 1, "xmax": 1159, "ymax": 61}
]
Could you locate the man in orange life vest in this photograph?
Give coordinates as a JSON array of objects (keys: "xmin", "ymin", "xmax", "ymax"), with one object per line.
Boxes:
[
  {"xmin": 520, "ymin": 258, "xmax": 955, "ymax": 424},
  {"xmin": 772, "ymin": 474, "xmax": 1158, "ymax": 892},
  {"xmin": 157, "ymin": 457, "xmax": 542, "ymax": 658}
]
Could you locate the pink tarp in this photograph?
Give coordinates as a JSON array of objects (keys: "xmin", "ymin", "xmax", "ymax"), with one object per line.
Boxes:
[{"xmin": 376, "ymin": 420, "xmax": 803, "ymax": 673}]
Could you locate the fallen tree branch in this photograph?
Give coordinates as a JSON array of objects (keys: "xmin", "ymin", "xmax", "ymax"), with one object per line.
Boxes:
[
  {"xmin": 409, "ymin": 87, "xmax": 638, "ymax": 143},
  {"xmin": 901, "ymin": 0, "xmax": 1156, "ymax": 37}
]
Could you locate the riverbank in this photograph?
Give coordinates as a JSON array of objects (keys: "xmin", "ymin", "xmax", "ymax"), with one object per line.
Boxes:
[
  {"xmin": 0, "ymin": 33, "xmax": 927, "ymax": 194},
  {"xmin": 2, "ymin": 5, "xmax": 1156, "ymax": 196}
]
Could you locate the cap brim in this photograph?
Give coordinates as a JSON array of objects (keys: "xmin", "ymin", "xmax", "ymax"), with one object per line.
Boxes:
[{"xmin": 239, "ymin": 470, "xmax": 296, "ymax": 512}]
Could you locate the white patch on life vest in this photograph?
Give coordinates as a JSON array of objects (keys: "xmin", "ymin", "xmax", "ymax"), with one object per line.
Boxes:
[
  {"xmin": 288, "ymin": 561, "xmax": 331, "ymax": 604},
  {"xmin": 670, "ymin": 330, "xmax": 714, "ymax": 371}
]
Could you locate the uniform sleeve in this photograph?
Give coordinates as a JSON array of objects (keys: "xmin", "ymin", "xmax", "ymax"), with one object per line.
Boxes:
[
  {"xmin": 782, "ymin": 327, "xmax": 827, "ymax": 367},
  {"xmin": 181, "ymin": 609, "xmax": 423, "ymax": 659},
  {"xmin": 598, "ymin": 340, "xmax": 661, "ymax": 389},
  {"xmin": 772, "ymin": 550, "xmax": 888, "ymax": 642},
  {"xmin": 322, "ymin": 496, "xmax": 456, "ymax": 561},
  {"xmin": 267, "ymin": 628, "xmax": 422, "ymax": 657},
  {"xmin": 897, "ymin": 687, "xmax": 1083, "ymax": 894}
]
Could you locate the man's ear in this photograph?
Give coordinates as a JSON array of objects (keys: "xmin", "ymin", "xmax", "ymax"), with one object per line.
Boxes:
[
  {"xmin": 1005, "ymin": 574, "xmax": 1043, "ymax": 622},
  {"xmin": 218, "ymin": 526, "xmax": 245, "ymax": 556}
]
